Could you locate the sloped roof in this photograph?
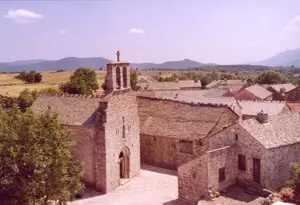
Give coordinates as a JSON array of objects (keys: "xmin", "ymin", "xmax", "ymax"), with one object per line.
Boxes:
[
  {"xmin": 206, "ymin": 80, "xmax": 245, "ymax": 89},
  {"xmin": 245, "ymin": 84, "xmax": 272, "ymax": 99},
  {"xmin": 143, "ymin": 82, "xmax": 180, "ymax": 90},
  {"xmin": 137, "ymin": 97, "xmax": 237, "ymax": 140},
  {"xmin": 240, "ymin": 113, "xmax": 300, "ymax": 149},
  {"xmin": 268, "ymin": 83, "xmax": 297, "ymax": 93},
  {"xmin": 287, "ymin": 103, "xmax": 300, "ymax": 112},
  {"xmin": 31, "ymin": 94, "xmax": 100, "ymax": 126},
  {"xmin": 137, "ymin": 75, "xmax": 158, "ymax": 84},
  {"xmin": 238, "ymin": 100, "xmax": 287, "ymax": 116},
  {"xmin": 178, "ymin": 80, "xmax": 202, "ymax": 88},
  {"xmin": 154, "ymin": 90, "xmax": 237, "ymax": 107}
]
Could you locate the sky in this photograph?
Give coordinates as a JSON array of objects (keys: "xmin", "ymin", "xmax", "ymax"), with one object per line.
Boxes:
[{"xmin": 0, "ymin": 0, "xmax": 300, "ymax": 64}]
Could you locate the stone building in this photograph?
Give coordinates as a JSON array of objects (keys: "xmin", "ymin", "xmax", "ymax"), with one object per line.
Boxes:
[
  {"xmin": 267, "ymin": 83, "xmax": 297, "ymax": 101},
  {"xmin": 234, "ymin": 84, "xmax": 273, "ymax": 101},
  {"xmin": 237, "ymin": 100, "xmax": 290, "ymax": 119},
  {"xmin": 31, "ymin": 52, "xmax": 140, "ymax": 193},
  {"xmin": 285, "ymin": 86, "xmax": 300, "ymax": 102},
  {"xmin": 178, "ymin": 112, "xmax": 300, "ymax": 204},
  {"xmin": 138, "ymin": 97, "xmax": 239, "ymax": 169}
]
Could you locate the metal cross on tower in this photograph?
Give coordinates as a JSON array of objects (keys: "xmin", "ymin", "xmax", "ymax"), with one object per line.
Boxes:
[{"xmin": 116, "ymin": 50, "xmax": 120, "ymax": 62}]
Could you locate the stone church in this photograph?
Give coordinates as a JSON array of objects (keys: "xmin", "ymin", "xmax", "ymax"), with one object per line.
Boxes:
[{"xmin": 32, "ymin": 53, "xmax": 140, "ymax": 193}]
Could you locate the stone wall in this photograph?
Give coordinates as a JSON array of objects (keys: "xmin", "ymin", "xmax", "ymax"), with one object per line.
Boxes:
[
  {"xmin": 95, "ymin": 91, "xmax": 140, "ymax": 193},
  {"xmin": 140, "ymin": 134, "xmax": 205, "ymax": 170},
  {"xmin": 178, "ymin": 154, "xmax": 209, "ymax": 205},
  {"xmin": 263, "ymin": 142, "xmax": 300, "ymax": 190},
  {"xmin": 286, "ymin": 87, "xmax": 300, "ymax": 101},
  {"xmin": 207, "ymin": 146, "xmax": 237, "ymax": 192},
  {"xmin": 65, "ymin": 125, "xmax": 96, "ymax": 187}
]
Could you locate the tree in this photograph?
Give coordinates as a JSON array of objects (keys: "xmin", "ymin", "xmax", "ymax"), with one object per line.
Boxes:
[
  {"xmin": 200, "ymin": 76, "xmax": 210, "ymax": 88},
  {"xmin": 0, "ymin": 107, "xmax": 83, "ymax": 204},
  {"xmin": 295, "ymin": 78, "xmax": 300, "ymax": 86},
  {"xmin": 38, "ymin": 87, "xmax": 61, "ymax": 95},
  {"xmin": 15, "ymin": 71, "xmax": 42, "ymax": 83},
  {"xmin": 287, "ymin": 163, "xmax": 300, "ymax": 193},
  {"xmin": 60, "ymin": 68, "xmax": 99, "ymax": 95},
  {"xmin": 256, "ymin": 71, "xmax": 285, "ymax": 84},
  {"xmin": 130, "ymin": 69, "xmax": 138, "ymax": 90},
  {"xmin": 17, "ymin": 89, "xmax": 38, "ymax": 112}
]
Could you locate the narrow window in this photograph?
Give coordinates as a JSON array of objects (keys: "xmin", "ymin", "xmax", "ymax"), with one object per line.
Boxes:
[
  {"xmin": 123, "ymin": 67, "xmax": 128, "ymax": 88},
  {"xmin": 179, "ymin": 140, "xmax": 193, "ymax": 154},
  {"xmin": 122, "ymin": 117, "xmax": 125, "ymax": 138},
  {"xmin": 235, "ymin": 134, "xmax": 238, "ymax": 140},
  {"xmin": 116, "ymin": 67, "xmax": 121, "ymax": 89},
  {"xmin": 238, "ymin": 154, "xmax": 246, "ymax": 171},
  {"xmin": 219, "ymin": 167, "xmax": 225, "ymax": 182}
]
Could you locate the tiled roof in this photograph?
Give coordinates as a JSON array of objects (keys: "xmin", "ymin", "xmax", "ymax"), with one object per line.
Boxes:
[
  {"xmin": 268, "ymin": 84, "xmax": 297, "ymax": 93},
  {"xmin": 31, "ymin": 94, "xmax": 100, "ymax": 126},
  {"xmin": 206, "ymin": 80, "xmax": 245, "ymax": 89},
  {"xmin": 137, "ymin": 75, "xmax": 158, "ymax": 84},
  {"xmin": 245, "ymin": 84, "xmax": 272, "ymax": 99},
  {"xmin": 178, "ymin": 80, "xmax": 202, "ymax": 88},
  {"xmin": 154, "ymin": 90, "xmax": 237, "ymax": 107},
  {"xmin": 287, "ymin": 103, "xmax": 300, "ymax": 112},
  {"xmin": 142, "ymin": 82, "xmax": 180, "ymax": 90},
  {"xmin": 240, "ymin": 113, "xmax": 300, "ymax": 149},
  {"xmin": 137, "ymin": 97, "xmax": 237, "ymax": 140},
  {"xmin": 238, "ymin": 100, "xmax": 287, "ymax": 116}
]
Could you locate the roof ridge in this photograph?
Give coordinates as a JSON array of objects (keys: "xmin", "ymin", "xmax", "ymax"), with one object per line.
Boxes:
[
  {"xmin": 138, "ymin": 95, "xmax": 232, "ymax": 109},
  {"xmin": 38, "ymin": 93, "xmax": 101, "ymax": 98},
  {"xmin": 237, "ymin": 100, "xmax": 286, "ymax": 103}
]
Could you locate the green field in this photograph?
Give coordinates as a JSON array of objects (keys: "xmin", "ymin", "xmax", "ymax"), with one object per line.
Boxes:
[{"xmin": 0, "ymin": 71, "xmax": 106, "ymax": 97}]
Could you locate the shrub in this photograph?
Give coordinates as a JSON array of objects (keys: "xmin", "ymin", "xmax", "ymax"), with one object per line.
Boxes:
[{"xmin": 15, "ymin": 71, "xmax": 42, "ymax": 83}]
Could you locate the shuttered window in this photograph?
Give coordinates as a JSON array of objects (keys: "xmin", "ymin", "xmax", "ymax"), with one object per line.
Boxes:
[
  {"xmin": 219, "ymin": 167, "xmax": 225, "ymax": 182},
  {"xmin": 238, "ymin": 154, "xmax": 246, "ymax": 171},
  {"xmin": 179, "ymin": 140, "xmax": 193, "ymax": 154}
]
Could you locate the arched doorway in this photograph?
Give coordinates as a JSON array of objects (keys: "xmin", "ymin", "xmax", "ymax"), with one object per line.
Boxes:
[{"xmin": 119, "ymin": 146, "xmax": 130, "ymax": 179}]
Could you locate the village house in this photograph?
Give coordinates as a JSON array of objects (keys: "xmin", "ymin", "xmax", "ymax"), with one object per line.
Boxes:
[
  {"xmin": 266, "ymin": 83, "xmax": 297, "ymax": 101},
  {"xmin": 237, "ymin": 100, "xmax": 290, "ymax": 119},
  {"xmin": 285, "ymin": 86, "xmax": 300, "ymax": 102},
  {"xmin": 178, "ymin": 112, "xmax": 300, "ymax": 204},
  {"xmin": 138, "ymin": 96, "xmax": 239, "ymax": 169},
  {"xmin": 234, "ymin": 84, "xmax": 273, "ymax": 101}
]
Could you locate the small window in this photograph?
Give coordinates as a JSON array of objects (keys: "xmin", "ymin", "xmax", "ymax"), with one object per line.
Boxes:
[
  {"xmin": 179, "ymin": 140, "xmax": 193, "ymax": 154},
  {"xmin": 235, "ymin": 134, "xmax": 238, "ymax": 140},
  {"xmin": 219, "ymin": 167, "xmax": 225, "ymax": 182},
  {"xmin": 238, "ymin": 154, "xmax": 246, "ymax": 171}
]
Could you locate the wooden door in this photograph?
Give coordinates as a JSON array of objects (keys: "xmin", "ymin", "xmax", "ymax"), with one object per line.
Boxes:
[{"xmin": 253, "ymin": 158, "xmax": 261, "ymax": 183}]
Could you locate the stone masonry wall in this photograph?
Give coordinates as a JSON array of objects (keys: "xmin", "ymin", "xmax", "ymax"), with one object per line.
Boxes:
[
  {"xmin": 263, "ymin": 142, "xmax": 300, "ymax": 190},
  {"xmin": 64, "ymin": 125, "xmax": 96, "ymax": 187},
  {"xmin": 178, "ymin": 154, "xmax": 209, "ymax": 205},
  {"xmin": 141, "ymin": 134, "xmax": 206, "ymax": 170},
  {"xmin": 97, "ymin": 91, "xmax": 140, "ymax": 192},
  {"xmin": 207, "ymin": 124, "xmax": 267, "ymax": 186},
  {"xmin": 207, "ymin": 146, "xmax": 237, "ymax": 192}
]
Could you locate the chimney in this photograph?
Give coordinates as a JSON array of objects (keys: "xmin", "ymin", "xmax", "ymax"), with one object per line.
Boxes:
[
  {"xmin": 256, "ymin": 110, "xmax": 268, "ymax": 123},
  {"xmin": 280, "ymin": 87, "xmax": 286, "ymax": 95}
]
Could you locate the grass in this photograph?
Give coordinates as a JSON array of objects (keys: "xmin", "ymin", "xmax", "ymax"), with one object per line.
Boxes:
[{"xmin": 0, "ymin": 71, "xmax": 106, "ymax": 97}]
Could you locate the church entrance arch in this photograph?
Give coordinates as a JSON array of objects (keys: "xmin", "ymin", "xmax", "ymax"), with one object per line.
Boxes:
[{"xmin": 119, "ymin": 146, "xmax": 130, "ymax": 179}]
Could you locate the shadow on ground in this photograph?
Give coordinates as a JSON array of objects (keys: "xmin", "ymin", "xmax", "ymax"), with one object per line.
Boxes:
[{"xmin": 141, "ymin": 164, "xmax": 178, "ymax": 176}]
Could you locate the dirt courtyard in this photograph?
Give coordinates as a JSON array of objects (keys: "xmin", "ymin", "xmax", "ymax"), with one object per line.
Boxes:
[{"xmin": 71, "ymin": 165, "xmax": 182, "ymax": 205}]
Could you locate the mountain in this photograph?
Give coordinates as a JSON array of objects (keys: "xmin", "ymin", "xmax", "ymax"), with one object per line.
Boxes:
[
  {"xmin": 0, "ymin": 57, "xmax": 210, "ymax": 72},
  {"xmin": 5, "ymin": 59, "xmax": 47, "ymax": 66},
  {"xmin": 0, "ymin": 57, "xmax": 111, "ymax": 72},
  {"xmin": 132, "ymin": 59, "xmax": 211, "ymax": 69},
  {"xmin": 260, "ymin": 48, "xmax": 300, "ymax": 67}
]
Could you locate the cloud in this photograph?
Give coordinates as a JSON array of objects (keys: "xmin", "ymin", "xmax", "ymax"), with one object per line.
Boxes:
[
  {"xmin": 285, "ymin": 14, "xmax": 300, "ymax": 31},
  {"xmin": 4, "ymin": 9, "xmax": 43, "ymax": 23},
  {"xmin": 128, "ymin": 28, "xmax": 145, "ymax": 34},
  {"xmin": 59, "ymin": 30, "xmax": 67, "ymax": 35}
]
